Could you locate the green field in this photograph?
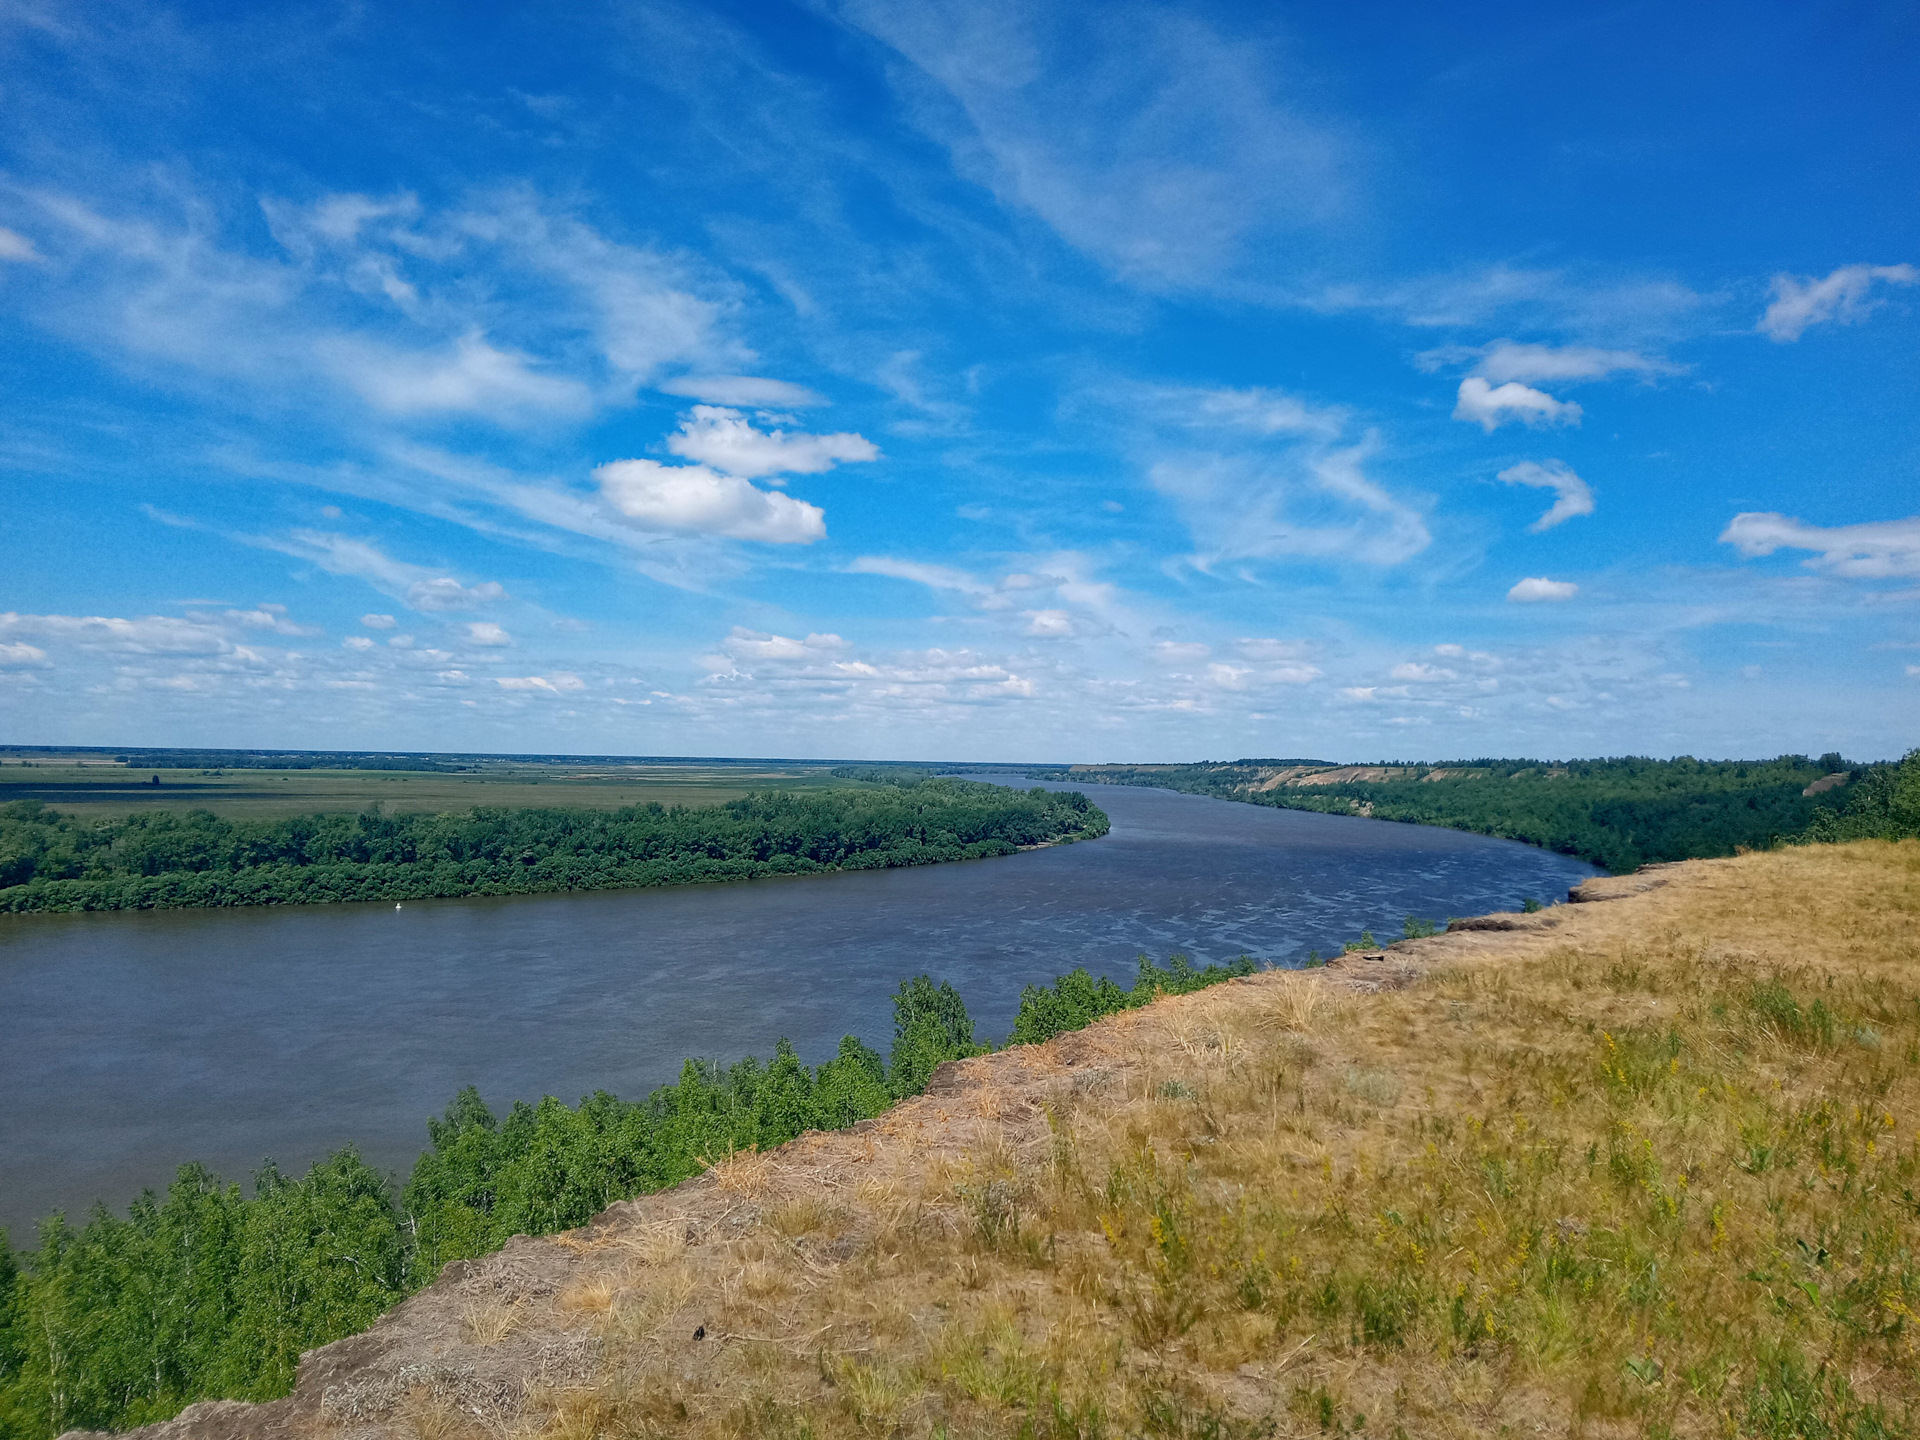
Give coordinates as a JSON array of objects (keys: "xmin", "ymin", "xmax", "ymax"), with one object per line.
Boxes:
[{"xmin": 0, "ymin": 757, "xmax": 862, "ymax": 821}]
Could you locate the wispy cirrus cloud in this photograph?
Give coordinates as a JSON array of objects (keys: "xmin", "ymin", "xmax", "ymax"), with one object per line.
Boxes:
[
  {"xmin": 832, "ymin": 0, "xmax": 1353, "ymax": 291},
  {"xmin": 1095, "ymin": 383, "xmax": 1430, "ymax": 569},
  {"xmin": 1758, "ymin": 263, "xmax": 1917, "ymax": 342},
  {"xmin": 1498, "ymin": 460, "xmax": 1594, "ymax": 532},
  {"xmin": 1720, "ymin": 512, "xmax": 1920, "ymax": 579},
  {"xmin": 10, "ymin": 182, "xmax": 744, "ymax": 428},
  {"xmin": 1418, "ymin": 339, "xmax": 1683, "ymax": 385}
]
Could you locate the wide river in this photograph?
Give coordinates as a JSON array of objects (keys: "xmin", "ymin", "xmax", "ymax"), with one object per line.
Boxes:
[{"xmin": 0, "ymin": 781, "xmax": 1598, "ymax": 1234}]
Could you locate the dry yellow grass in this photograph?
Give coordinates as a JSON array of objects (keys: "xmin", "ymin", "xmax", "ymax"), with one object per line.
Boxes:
[
  {"xmin": 125, "ymin": 841, "xmax": 1918, "ymax": 1440},
  {"xmin": 540, "ymin": 842, "xmax": 1919, "ymax": 1439}
]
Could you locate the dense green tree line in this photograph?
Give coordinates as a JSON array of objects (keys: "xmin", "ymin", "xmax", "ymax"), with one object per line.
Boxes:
[
  {"xmin": 1007, "ymin": 952, "xmax": 1257, "ymax": 1045},
  {"xmin": 1798, "ymin": 747, "xmax": 1920, "ymax": 842},
  {"xmin": 1051, "ymin": 754, "xmax": 1861, "ymax": 872},
  {"xmin": 0, "ymin": 956, "xmax": 1247, "ymax": 1437},
  {"xmin": 0, "ymin": 781, "xmax": 1107, "ymax": 913}
]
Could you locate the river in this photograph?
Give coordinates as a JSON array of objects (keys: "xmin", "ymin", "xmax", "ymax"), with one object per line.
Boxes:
[{"xmin": 0, "ymin": 781, "xmax": 1598, "ymax": 1234}]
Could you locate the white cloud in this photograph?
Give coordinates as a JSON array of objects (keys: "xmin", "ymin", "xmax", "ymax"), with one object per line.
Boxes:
[
  {"xmin": 1151, "ymin": 641, "xmax": 1210, "ymax": 664},
  {"xmin": 342, "ymin": 636, "xmax": 376, "ymax": 651},
  {"xmin": 361, "ymin": 613, "xmax": 396, "ymax": 629},
  {"xmin": 698, "ymin": 626, "xmax": 1038, "ymax": 708},
  {"xmin": 463, "ymin": 621, "xmax": 513, "ymax": 647},
  {"xmin": 1453, "ymin": 378, "xmax": 1582, "ymax": 433},
  {"xmin": 1390, "ymin": 662, "xmax": 1457, "ymax": 681},
  {"xmin": 496, "ymin": 672, "xmax": 586, "ymax": 692},
  {"xmin": 665, "ymin": 405, "xmax": 879, "ymax": 479},
  {"xmin": 0, "ymin": 611, "xmax": 237, "ymax": 654},
  {"xmin": 1497, "ymin": 459, "xmax": 1594, "ymax": 531},
  {"xmin": 594, "ymin": 458, "xmax": 827, "ymax": 543},
  {"xmin": 0, "ymin": 227, "xmax": 43, "ymax": 263},
  {"xmin": 657, "ymin": 375, "xmax": 827, "ymax": 407},
  {"xmin": 1758, "ymin": 263, "xmax": 1918, "ymax": 342},
  {"xmin": 848, "ymin": 556, "xmax": 990, "ymax": 594},
  {"xmin": 1720, "ymin": 512, "xmax": 1920, "ymax": 579},
  {"xmin": 1025, "ymin": 609, "xmax": 1075, "ymax": 637},
  {"xmin": 0, "ymin": 642, "xmax": 50, "ymax": 665},
  {"xmin": 1418, "ymin": 340, "xmax": 1682, "ymax": 385},
  {"xmin": 1507, "ymin": 577, "xmax": 1579, "ymax": 602},
  {"xmin": 407, "ymin": 578, "xmax": 507, "ymax": 611},
  {"xmin": 212, "ymin": 604, "xmax": 320, "ymax": 636}
]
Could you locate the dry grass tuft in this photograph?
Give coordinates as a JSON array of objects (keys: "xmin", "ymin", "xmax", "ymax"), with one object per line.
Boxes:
[
  {"xmin": 706, "ymin": 1145, "xmax": 775, "ymax": 1198},
  {"xmin": 556, "ymin": 1274, "xmax": 618, "ymax": 1314},
  {"xmin": 458, "ymin": 1298, "xmax": 521, "ymax": 1346}
]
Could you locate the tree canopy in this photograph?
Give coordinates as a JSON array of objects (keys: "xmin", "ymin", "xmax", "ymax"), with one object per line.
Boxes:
[{"xmin": 0, "ymin": 780, "xmax": 1107, "ymax": 913}]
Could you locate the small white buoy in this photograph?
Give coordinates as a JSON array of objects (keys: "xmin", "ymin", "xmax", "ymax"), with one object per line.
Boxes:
[{"xmin": 395, "ymin": 903, "xmax": 403, "ymax": 910}]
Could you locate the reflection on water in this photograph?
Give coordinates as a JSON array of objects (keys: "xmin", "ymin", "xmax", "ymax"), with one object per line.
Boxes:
[{"xmin": 0, "ymin": 781, "xmax": 1597, "ymax": 1231}]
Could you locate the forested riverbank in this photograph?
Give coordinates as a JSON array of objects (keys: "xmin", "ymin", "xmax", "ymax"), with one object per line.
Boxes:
[
  {"xmin": 0, "ymin": 953, "xmax": 1250, "ymax": 1436},
  {"xmin": 1040, "ymin": 751, "xmax": 1919, "ymax": 872},
  {"xmin": 0, "ymin": 780, "xmax": 1106, "ymax": 914}
]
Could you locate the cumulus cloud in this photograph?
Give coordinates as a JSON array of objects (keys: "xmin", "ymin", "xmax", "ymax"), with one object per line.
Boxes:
[
  {"xmin": 342, "ymin": 635, "xmax": 375, "ymax": 651},
  {"xmin": 1507, "ymin": 577, "xmax": 1578, "ymax": 602},
  {"xmin": 1025, "ymin": 609, "xmax": 1075, "ymax": 637},
  {"xmin": 463, "ymin": 621, "xmax": 513, "ymax": 647},
  {"xmin": 1720, "ymin": 512, "xmax": 1920, "ymax": 578},
  {"xmin": 0, "ymin": 611, "xmax": 239, "ymax": 654},
  {"xmin": 665, "ymin": 406, "xmax": 879, "ymax": 479},
  {"xmin": 1498, "ymin": 459, "xmax": 1595, "ymax": 531},
  {"xmin": 657, "ymin": 375, "xmax": 827, "ymax": 407},
  {"xmin": 0, "ymin": 642, "xmax": 50, "ymax": 665},
  {"xmin": 595, "ymin": 458, "xmax": 826, "ymax": 543},
  {"xmin": 361, "ymin": 613, "xmax": 396, "ymax": 629},
  {"xmin": 1151, "ymin": 641, "xmax": 1210, "ymax": 664},
  {"xmin": 0, "ymin": 227, "xmax": 43, "ymax": 263},
  {"xmin": 699, "ymin": 626, "xmax": 1037, "ymax": 707},
  {"xmin": 1758, "ymin": 263, "xmax": 1918, "ymax": 342},
  {"xmin": 1419, "ymin": 340, "xmax": 1681, "ymax": 385},
  {"xmin": 1453, "ymin": 378, "xmax": 1582, "ymax": 433}
]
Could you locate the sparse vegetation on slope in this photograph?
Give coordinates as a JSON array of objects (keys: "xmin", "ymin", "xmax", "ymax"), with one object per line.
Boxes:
[
  {"xmin": 117, "ymin": 839, "xmax": 1914, "ymax": 1440},
  {"xmin": 0, "ymin": 949, "xmax": 1267, "ymax": 1437},
  {"xmin": 1050, "ymin": 753, "xmax": 1870, "ymax": 871}
]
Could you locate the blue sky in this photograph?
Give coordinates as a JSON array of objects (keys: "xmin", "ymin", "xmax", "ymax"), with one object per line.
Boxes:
[{"xmin": 1, "ymin": 1, "xmax": 1916, "ymax": 762}]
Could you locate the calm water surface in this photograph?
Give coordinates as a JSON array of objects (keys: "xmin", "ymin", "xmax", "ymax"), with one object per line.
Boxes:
[{"xmin": 0, "ymin": 782, "xmax": 1598, "ymax": 1232}]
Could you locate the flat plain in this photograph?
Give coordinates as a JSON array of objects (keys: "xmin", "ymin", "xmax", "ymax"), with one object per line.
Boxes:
[{"xmin": 0, "ymin": 757, "xmax": 860, "ymax": 820}]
